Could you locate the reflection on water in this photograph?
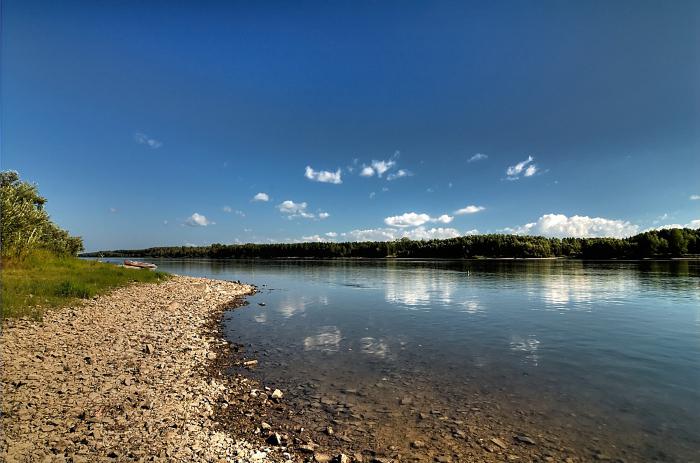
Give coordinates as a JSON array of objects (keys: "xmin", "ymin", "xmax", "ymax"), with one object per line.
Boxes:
[
  {"xmin": 95, "ymin": 258, "xmax": 700, "ymax": 461},
  {"xmin": 303, "ymin": 326, "xmax": 342, "ymax": 352}
]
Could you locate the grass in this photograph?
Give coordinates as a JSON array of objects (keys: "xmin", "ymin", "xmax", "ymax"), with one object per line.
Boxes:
[{"xmin": 1, "ymin": 251, "xmax": 169, "ymax": 319}]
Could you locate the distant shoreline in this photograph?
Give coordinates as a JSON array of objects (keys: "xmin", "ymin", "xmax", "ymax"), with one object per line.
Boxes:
[{"xmin": 82, "ymin": 255, "xmax": 700, "ymax": 262}]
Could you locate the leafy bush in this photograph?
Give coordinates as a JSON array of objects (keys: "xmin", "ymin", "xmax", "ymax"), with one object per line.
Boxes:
[{"xmin": 1, "ymin": 170, "xmax": 83, "ymax": 257}]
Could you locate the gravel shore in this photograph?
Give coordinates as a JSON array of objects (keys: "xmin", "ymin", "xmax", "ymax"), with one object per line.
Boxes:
[{"xmin": 0, "ymin": 275, "xmax": 293, "ymax": 463}]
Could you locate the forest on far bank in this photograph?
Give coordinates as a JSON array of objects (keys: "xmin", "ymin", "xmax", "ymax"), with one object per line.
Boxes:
[{"xmin": 82, "ymin": 228, "xmax": 700, "ymax": 260}]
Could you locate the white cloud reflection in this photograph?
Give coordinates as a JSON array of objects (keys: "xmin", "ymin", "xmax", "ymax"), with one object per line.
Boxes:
[
  {"xmin": 277, "ymin": 297, "xmax": 308, "ymax": 318},
  {"xmin": 510, "ymin": 335, "xmax": 541, "ymax": 366},
  {"xmin": 459, "ymin": 300, "xmax": 482, "ymax": 314},
  {"xmin": 384, "ymin": 269, "xmax": 457, "ymax": 307},
  {"xmin": 303, "ymin": 326, "xmax": 342, "ymax": 352},
  {"xmin": 359, "ymin": 337, "xmax": 390, "ymax": 359},
  {"xmin": 540, "ymin": 269, "xmax": 638, "ymax": 311}
]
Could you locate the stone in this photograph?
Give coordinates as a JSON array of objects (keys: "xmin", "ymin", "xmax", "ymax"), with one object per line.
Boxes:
[
  {"xmin": 411, "ymin": 440, "xmax": 426, "ymax": 448},
  {"xmin": 261, "ymin": 422, "xmax": 272, "ymax": 430},
  {"xmin": 271, "ymin": 389, "xmax": 284, "ymax": 399},
  {"xmin": 266, "ymin": 432, "xmax": 283, "ymax": 446},
  {"xmin": 298, "ymin": 444, "xmax": 318, "ymax": 453},
  {"xmin": 491, "ymin": 437, "xmax": 508, "ymax": 449},
  {"xmin": 315, "ymin": 453, "xmax": 333, "ymax": 463},
  {"xmin": 514, "ymin": 435, "xmax": 536, "ymax": 445}
]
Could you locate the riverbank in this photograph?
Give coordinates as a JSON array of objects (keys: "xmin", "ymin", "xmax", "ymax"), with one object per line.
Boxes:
[
  {"xmin": 1, "ymin": 252, "xmax": 168, "ymax": 319},
  {"xmin": 0, "ymin": 275, "xmax": 296, "ymax": 463}
]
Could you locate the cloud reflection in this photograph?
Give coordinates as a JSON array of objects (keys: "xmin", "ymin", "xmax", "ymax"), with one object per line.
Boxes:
[
  {"xmin": 459, "ymin": 300, "xmax": 482, "ymax": 314},
  {"xmin": 277, "ymin": 297, "xmax": 308, "ymax": 318},
  {"xmin": 510, "ymin": 335, "xmax": 540, "ymax": 366},
  {"xmin": 384, "ymin": 269, "xmax": 457, "ymax": 307},
  {"xmin": 303, "ymin": 326, "xmax": 342, "ymax": 352},
  {"xmin": 359, "ymin": 337, "xmax": 390, "ymax": 358}
]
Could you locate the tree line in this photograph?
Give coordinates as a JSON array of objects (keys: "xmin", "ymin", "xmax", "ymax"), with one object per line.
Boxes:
[
  {"xmin": 1, "ymin": 171, "xmax": 84, "ymax": 258},
  {"xmin": 82, "ymin": 228, "xmax": 700, "ymax": 260}
]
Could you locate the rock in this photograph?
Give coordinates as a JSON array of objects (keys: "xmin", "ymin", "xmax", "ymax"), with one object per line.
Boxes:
[
  {"xmin": 411, "ymin": 440, "xmax": 426, "ymax": 448},
  {"xmin": 491, "ymin": 437, "xmax": 508, "ymax": 449},
  {"xmin": 400, "ymin": 397, "xmax": 412, "ymax": 405},
  {"xmin": 271, "ymin": 389, "xmax": 284, "ymax": 399},
  {"xmin": 144, "ymin": 344, "xmax": 155, "ymax": 354},
  {"xmin": 261, "ymin": 422, "xmax": 272, "ymax": 430},
  {"xmin": 243, "ymin": 359, "xmax": 258, "ymax": 367},
  {"xmin": 315, "ymin": 452, "xmax": 333, "ymax": 463},
  {"xmin": 298, "ymin": 444, "xmax": 318, "ymax": 453},
  {"xmin": 266, "ymin": 432, "xmax": 283, "ymax": 446},
  {"xmin": 206, "ymin": 352, "xmax": 217, "ymax": 360},
  {"xmin": 325, "ymin": 425, "xmax": 334, "ymax": 435},
  {"xmin": 258, "ymin": 302, "xmax": 266, "ymax": 307},
  {"xmin": 335, "ymin": 454, "xmax": 350, "ymax": 463},
  {"xmin": 514, "ymin": 435, "xmax": 536, "ymax": 445},
  {"xmin": 436, "ymin": 457, "xmax": 452, "ymax": 463}
]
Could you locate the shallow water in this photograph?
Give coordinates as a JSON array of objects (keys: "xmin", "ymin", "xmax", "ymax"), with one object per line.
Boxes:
[{"xmin": 103, "ymin": 258, "xmax": 700, "ymax": 461}]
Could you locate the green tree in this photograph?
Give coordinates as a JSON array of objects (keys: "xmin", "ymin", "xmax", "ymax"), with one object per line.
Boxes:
[{"xmin": 1, "ymin": 170, "xmax": 84, "ymax": 257}]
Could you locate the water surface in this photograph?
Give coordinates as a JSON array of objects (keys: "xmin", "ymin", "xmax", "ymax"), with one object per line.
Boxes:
[{"xmin": 105, "ymin": 258, "xmax": 700, "ymax": 461}]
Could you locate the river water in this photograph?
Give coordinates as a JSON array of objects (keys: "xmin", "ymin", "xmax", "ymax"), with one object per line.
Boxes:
[{"xmin": 106, "ymin": 258, "xmax": 700, "ymax": 461}]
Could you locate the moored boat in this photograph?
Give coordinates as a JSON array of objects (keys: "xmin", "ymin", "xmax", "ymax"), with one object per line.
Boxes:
[{"xmin": 123, "ymin": 260, "xmax": 158, "ymax": 270}]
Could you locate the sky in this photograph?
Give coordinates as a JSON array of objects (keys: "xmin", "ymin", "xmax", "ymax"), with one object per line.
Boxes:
[{"xmin": 2, "ymin": 0, "xmax": 699, "ymax": 251}]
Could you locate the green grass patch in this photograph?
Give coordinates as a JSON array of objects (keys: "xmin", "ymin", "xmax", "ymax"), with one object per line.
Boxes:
[{"xmin": 1, "ymin": 251, "xmax": 169, "ymax": 319}]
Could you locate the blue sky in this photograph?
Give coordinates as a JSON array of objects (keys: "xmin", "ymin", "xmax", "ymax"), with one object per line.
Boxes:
[{"xmin": 3, "ymin": 0, "xmax": 699, "ymax": 251}]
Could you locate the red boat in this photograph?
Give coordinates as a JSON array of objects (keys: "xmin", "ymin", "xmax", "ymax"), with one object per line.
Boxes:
[{"xmin": 123, "ymin": 260, "xmax": 158, "ymax": 270}]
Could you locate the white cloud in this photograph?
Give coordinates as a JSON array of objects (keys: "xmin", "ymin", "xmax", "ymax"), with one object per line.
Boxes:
[
  {"xmin": 185, "ymin": 212, "xmax": 214, "ymax": 227},
  {"xmin": 690, "ymin": 195, "xmax": 700, "ymax": 200},
  {"xmin": 369, "ymin": 192, "xmax": 376, "ymax": 199},
  {"xmin": 387, "ymin": 169, "xmax": 413, "ymax": 181},
  {"xmin": 277, "ymin": 200, "xmax": 312, "ymax": 218},
  {"xmin": 646, "ymin": 219, "xmax": 700, "ymax": 231},
  {"xmin": 372, "ymin": 160, "xmax": 395, "ymax": 177},
  {"xmin": 302, "ymin": 235, "xmax": 328, "ymax": 243},
  {"xmin": 109, "ymin": 207, "xmax": 117, "ymax": 213},
  {"xmin": 222, "ymin": 205, "xmax": 232, "ymax": 213},
  {"xmin": 305, "ymin": 166, "xmax": 342, "ymax": 184},
  {"xmin": 524, "ymin": 164, "xmax": 538, "ymax": 177},
  {"xmin": 252, "ymin": 192, "xmax": 269, "ymax": 202},
  {"xmin": 454, "ymin": 205, "xmax": 485, "ymax": 215},
  {"xmin": 134, "ymin": 132, "xmax": 162, "ymax": 149},
  {"xmin": 468, "ymin": 153, "xmax": 488, "ymax": 163},
  {"xmin": 506, "ymin": 155, "xmax": 539, "ymax": 179},
  {"xmin": 404, "ymin": 227, "xmax": 461, "ymax": 240},
  {"xmin": 340, "ymin": 226, "xmax": 462, "ymax": 242},
  {"xmin": 325, "ymin": 232, "xmax": 338, "ymax": 237},
  {"xmin": 277, "ymin": 200, "xmax": 328, "ymax": 220},
  {"xmin": 360, "ymin": 166, "xmax": 375, "ymax": 177},
  {"xmin": 385, "ymin": 212, "xmax": 432, "ymax": 228},
  {"xmin": 464, "ymin": 229, "xmax": 479, "ymax": 235},
  {"xmin": 384, "ymin": 212, "xmax": 454, "ymax": 227},
  {"xmin": 506, "ymin": 213, "xmax": 638, "ymax": 238},
  {"xmin": 342, "ymin": 228, "xmax": 399, "ymax": 241}
]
